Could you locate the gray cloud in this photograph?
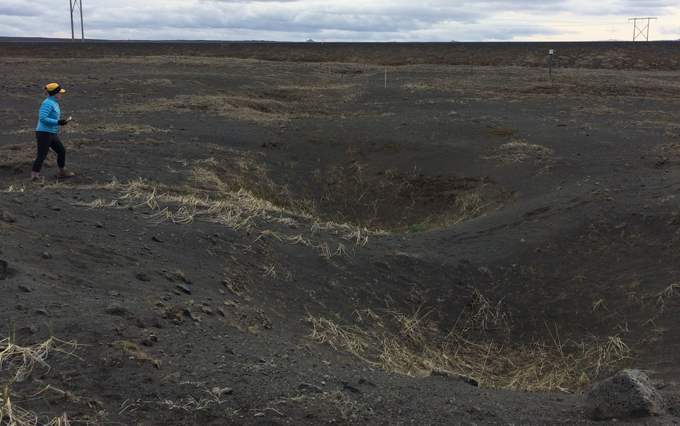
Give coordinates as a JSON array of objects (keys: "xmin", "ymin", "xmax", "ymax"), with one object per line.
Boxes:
[
  {"xmin": 1, "ymin": 0, "xmax": 678, "ymax": 41},
  {"xmin": 0, "ymin": 1, "xmax": 45, "ymax": 17}
]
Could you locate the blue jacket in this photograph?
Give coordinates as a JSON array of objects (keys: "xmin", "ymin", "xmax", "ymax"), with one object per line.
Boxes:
[{"xmin": 36, "ymin": 96, "xmax": 60, "ymax": 133}]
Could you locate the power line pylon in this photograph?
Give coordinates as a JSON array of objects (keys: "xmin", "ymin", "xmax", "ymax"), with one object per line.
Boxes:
[
  {"xmin": 628, "ymin": 17, "xmax": 656, "ymax": 41},
  {"xmin": 70, "ymin": 0, "xmax": 84, "ymax": 41}
]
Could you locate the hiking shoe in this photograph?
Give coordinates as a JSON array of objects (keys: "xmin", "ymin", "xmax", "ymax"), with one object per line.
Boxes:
[
  {"xmin": 56, "ymin": 170, "xmax": 76, "ymax": 179},
  {"xmin": 29, "ymin": 176, "xmax": 45, "ymax": 186}
]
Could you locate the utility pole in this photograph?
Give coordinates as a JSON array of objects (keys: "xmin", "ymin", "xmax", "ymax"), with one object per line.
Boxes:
[
  {"xmin": 70, "ymin": 0, "xmax": 84, "ymax": 41},
  {"xmin": 628, "ymin": 17, "xmax": 656, "ymax": 41}
]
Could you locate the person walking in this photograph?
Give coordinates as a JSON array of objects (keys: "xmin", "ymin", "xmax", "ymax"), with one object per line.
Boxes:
[{"xmin": 32, "ymin": 82, "xmax": 75, "ymax": 183}]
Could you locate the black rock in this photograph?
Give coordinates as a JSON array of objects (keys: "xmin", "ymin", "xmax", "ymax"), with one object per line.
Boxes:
[
  {"xmin": 343, "ymin": 385, "xmax": 361, "ymax": 394},
  {"xmin": 177, "ymin": 284, "xmax": 192, "ymax": 295},
  {"xmin": 136, "ymin": 271, "xmax": 151, "ymax": 281},
  {"xmin": 2, "ymin": 211, "xmax": 16, "ymax": 223},
  {"xmin": 0, "ymin": 260, "xmax": 8, "ymax": 280},
  {"xmin": 586, "ymin": 370, "xmax": 665, "ymax": 420},
  {"xmin": 430, "ymin": 367, "xmax": 479, "ymax": 387},
  {"xmin": 298, "ymin": 383, "xmax": 322, "ymax": 393},
  {"xmin": 105, "ymin": 303, "xmax": 131, "ymax": 317},
  {"xmin": 358, "ymin": 378, "xmax": 376, "ymax": 387},
  {"xmin": 20, "ymin": 325, "xmax": 38, "ymax": 335}
]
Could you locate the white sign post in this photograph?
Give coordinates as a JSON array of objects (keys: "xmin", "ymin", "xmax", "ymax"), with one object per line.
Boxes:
[{"xmin": 549, "ymin": 49, "xmax": 554, "ymax": 75}]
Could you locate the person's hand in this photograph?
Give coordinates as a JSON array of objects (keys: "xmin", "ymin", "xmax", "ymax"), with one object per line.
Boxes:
[{"xmin": 58, "ymin": 120, "xmax": 68, "ymax": 126}]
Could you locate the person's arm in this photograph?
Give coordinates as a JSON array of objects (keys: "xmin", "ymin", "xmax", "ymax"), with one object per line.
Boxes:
[{"xmin": 38, "ymin": 101, "xmax": 58, "ymax": 126}]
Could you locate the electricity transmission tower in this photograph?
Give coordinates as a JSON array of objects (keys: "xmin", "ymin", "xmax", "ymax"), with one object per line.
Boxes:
[
  {"xmin": 70, "ymin": 0, "xmax": 84, "ymax": 41},
  {"xmin": 628, "ymin": 17, "xmax": 656, "ymax": 41}
]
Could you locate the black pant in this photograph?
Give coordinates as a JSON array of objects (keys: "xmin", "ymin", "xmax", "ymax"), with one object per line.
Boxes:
[{"xmin": 33, "ymin": 131, "xmax": 66, "ymax": 172}]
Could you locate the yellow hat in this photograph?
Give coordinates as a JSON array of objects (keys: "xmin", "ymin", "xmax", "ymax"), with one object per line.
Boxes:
[{"xmin": 45, "ymin": 83, "xmax": 65, "ymax": 96}]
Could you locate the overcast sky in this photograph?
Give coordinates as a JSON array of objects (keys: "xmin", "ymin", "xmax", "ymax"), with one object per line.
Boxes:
[{"xmin": 2, "ymin": 0, "xmax": 679, "ymax": 42}]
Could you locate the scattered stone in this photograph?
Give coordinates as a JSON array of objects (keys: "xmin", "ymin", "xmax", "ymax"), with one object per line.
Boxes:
[
  {"xmin": 24, "ymin": 210, "xmax": 37, "ymax": 218},
  {"xmin": 49, "ymin": 206, "xmax": 61, "ymax": 212},
  {"xmin": 298, "ymin": 383, "xmax": 323, "ymax": 393},
  {"xmin": 176, "ymin": 284, "xmax": 191, "ymax": 295},
  {"xmin": 95, "ymin": 222, "xmax": 103, "ymax": 228},
  {"xmin": 108, "ymin": 290, "xmax": 119, "ymax": 296},
  {"xmin": 136, "ymin": 272, "xmax": 151, "ymax": 281},
  {"xmin": 111, "ymin": 340, "xmax": 139, "ymax": 351},
  {"xmin": 343, "ymin": 385, "xmax": 361, "ymax": 394},
  {"xmin": 430, "ymin": 367, "xmax": 479, "ymax": 387},
  {"xmin": 15, "ymin": 304, "xmax": 26, "ymax": 311},
  {"xmin": 201, "ymin": 306, "xmax": 214, "ymax": 315},
  {"xmin": 2, "ymin": 211, "xmax": 16, "ymax": 223},
  {"xmin": 42, "ymin": 252, "xmax": 52, "ymax": 259},
  {"xmin": 0, "ymin": 260, "xmax": 7, "ymax": 280},
  {"xmin": 183, "ymin": 308, "xmax": 196, "ymax": 320},
  {"xmin": 21, "ymin": 325, "xmax": 38, "ymax": 335},
  {"xmin": 131, "ymin": 317, "xmax": 147, "ymax": 328},
  {"xmin": 211, "ymin": 387, "xmax": 233, "ymax": 397},
  {"xmin": 358, "ymin": 378, "xmax": 376, "ymax": 387},
  {"xmin": 152, "ymin": 236, "xmax": 163, "ymax": 243},
  {"xmin": 105, "ymin": 303, "xmax": 131, "ymax": 317},
  {"xmin": 585, "ymin": 369, "xmax": 665, "ymax": 420},
  {"xmin": 18, "ymin": 284, "xmax": 32, "ymax": 292},
  {"xmin": 35, "ymin": 309, "xmax": 49, "ymax": 316}
]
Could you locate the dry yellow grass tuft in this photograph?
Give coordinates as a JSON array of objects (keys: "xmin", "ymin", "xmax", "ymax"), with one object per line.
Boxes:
[
  {"xmin": 1, "ymin": 336, "xmax": 79, "ymax": 426},
  {"xmin": 308, "ymin": 289, "xmax": 631, "ymax": 392},
  {"xmin": 126, "ymin": 94, "xmax": 297, "ymax": 127},
  {"xmin": 486, "ymin": 127, "xmax": 519, "ymax": 136},
  {"xmin": 69, "ymin": 170, "xmax": 297, "ymax": 232},
  {"xmin": 0, "ymin": 143, "xmax": 37, "ymax": 172},
  {"xmin": 483, "ymin": 140, "xmax": 554, "ymax": 164},
  {"xmin": 69, "ymin": 122, "xmax": 173, "ymax": 135}
]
